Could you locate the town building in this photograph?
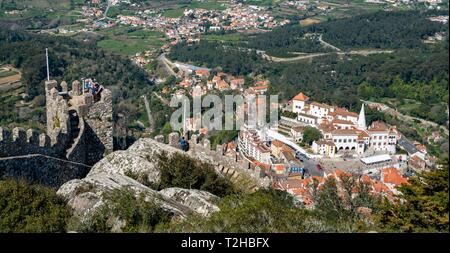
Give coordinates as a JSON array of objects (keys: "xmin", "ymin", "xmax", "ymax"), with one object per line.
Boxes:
[{"xmin": 286, "ymin": 92, "xmax": 399, "ymax": 157}]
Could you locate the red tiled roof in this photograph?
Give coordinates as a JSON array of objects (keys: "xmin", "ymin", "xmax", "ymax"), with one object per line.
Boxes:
[
  {"xmin": 291, "ymin": 126, "xmax": 305, "ymax": 132},
  {"xmin": 253, "ymin": 161, "xmax": 271, "ymax": 169},
  {"xmin": 332, "ymin": 119, "xmax": 354, "ymax": 125},
  {"xmin": 292, "ymin": 92, "xmax": 309, "ymax": 101},
  {"xmin": 272, "ymin": 140, "xmax": 284, "ymax": 148},
  {"xmin": 334, "ymin": 107, "xmax": 358, "ymax": 118},
  {"xmin": 274, "ymin": 164, "xmax": 285, "ymax": 171},
  {"xmin": 195, "ymin": 69, "xmax": 210, "ymax": 76},
  {"xmin": 382, "ymin": 168, "xmax": 408, "ymax": 186},
  {"xmin": 315, "ymin": 140, "xmax": 335, "ymax": 146},
  {"xmin": 252, "ymin": 85, "xmax": 268, "ymax": 90},
  {"xmin": 368, "ymin": 121, "xmax": 389, "ymax": 132},
  {"xmin": 332, "ymin": 129, "xmax": 358, "ymax": 136},
  {"xmin": 227, "ymin": 142, "xmax": 236, "ymax": 150}
]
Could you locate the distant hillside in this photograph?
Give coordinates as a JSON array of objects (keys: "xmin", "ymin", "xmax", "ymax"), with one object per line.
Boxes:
[
  {"xmin": 248, "ymin": 10, "xmax": 448, "ymax": 56},
  {"xmin": 0, "ymin": 0, "xmax": 72, "ymax": 10}
]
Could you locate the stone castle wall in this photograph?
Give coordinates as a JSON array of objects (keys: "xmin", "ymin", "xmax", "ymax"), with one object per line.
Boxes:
[
  {"xmin": 0, "ymin": 154, "xmax": 91, "ymax": 188},
  {"xmin": 0, "ymin": 127, "xmax": 63, "ymax": 158},
  {"xmin": 45, "ymin": 80, "xmax": 71, "ymax": 147},
  {"xmin": 84, "ymin": 88, "xmax": 113, "ymax": 165},
  {"xmin": 154, "ymin": 132, "xmax": 271, "ymax": 192},
  {"xmin": 0, "ymin": 78, "xmax": 113, "ymax": 187}
]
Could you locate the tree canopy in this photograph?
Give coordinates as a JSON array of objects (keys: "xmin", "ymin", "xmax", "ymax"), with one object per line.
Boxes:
[{"xmin": 0, "ymin": 179, "xmax": 71, "ymax": 233}]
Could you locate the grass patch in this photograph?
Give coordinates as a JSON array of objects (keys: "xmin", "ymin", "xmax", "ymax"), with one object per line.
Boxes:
[
  {"xmin": 97, "ymin": 27, "xmax": 166, "ymax": 56},
  {"xmin": 162, "ymin": 8, "xmax": 185, "ymax": 18},
  {"xmin": 187, "ymin": 1, "xmax": 227, "ymax": 10},
  {"xmin": 203, "ymin": 33, "xmax": 246, "ymax": 42},
  {"xmin": 0, "ymin": 70, "xmax": 19, "ymax": 78}
]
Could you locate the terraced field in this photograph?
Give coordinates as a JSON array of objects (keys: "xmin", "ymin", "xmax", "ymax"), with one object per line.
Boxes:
[{"xmin": 0, "ymin": 66, "xmax": 23, "ymax": 98}]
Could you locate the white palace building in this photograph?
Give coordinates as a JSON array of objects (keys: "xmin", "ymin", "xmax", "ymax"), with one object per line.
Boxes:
[{"xmin": 290, "ymin": 92, "xmax": 400, "ymax": 157}]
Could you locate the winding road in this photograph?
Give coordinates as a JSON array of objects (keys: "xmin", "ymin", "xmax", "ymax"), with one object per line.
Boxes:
[
  {"xmin": 262, "ymin": 34, "xmax": 394, "ymax": 62},
  {"xmin": 157, "ymin": 53, "xmax": 177, "ymax": 77},
  {"xmin": 362, "ymin": 100, "xmax": 449, "ymax": 136},
  {"xmin": 263, "ymin": 49, "xmax": 394, "ymax": 62}
]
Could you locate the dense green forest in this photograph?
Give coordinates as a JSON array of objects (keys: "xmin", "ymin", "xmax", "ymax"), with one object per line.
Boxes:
[
  {"xmin": 247, "ymin": 10, "xmax": 448, "ymax": 56},
  {"xmin": 169, "ymin": 41, "xmax": 268, "ymax": 76}
]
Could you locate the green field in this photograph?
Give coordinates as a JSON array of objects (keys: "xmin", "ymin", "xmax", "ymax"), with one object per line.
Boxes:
[
  {"xmin": 162, "ymin": 8, "xmax": 184, "ymax": 18},
  {"xmin": 243, "ymin": 0, "xmax": 280, "ymax": 6},
  {"xmin": 97, "ymin": 27, "xmax": 166, "ymax": 56},
  {"xmin": 188, "ymin": 1, "xmax": 227, "ymax": 10},
  {"xmin": 0, "ymin": 69, "xmax": 18, "ymax": 78},
  {"xmin": 0, "ymin": 0, "xmax": 71, "ymax": 10},
  {"xmin": 203, "ymin": 33, "xmax": 247, "ymax": 42}
]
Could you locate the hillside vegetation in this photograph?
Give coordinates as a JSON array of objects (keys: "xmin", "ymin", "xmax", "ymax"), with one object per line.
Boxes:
[
  {"xmin": 2, "ymin": 159, "xmax": 448, "ymax": 233},
  {"xmin": 247, "ymin": 10, "xmax": 448, "ymax": 56}
]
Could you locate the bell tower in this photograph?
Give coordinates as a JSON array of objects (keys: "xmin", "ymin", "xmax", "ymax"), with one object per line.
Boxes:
[{"xmin": 358, "ymin": 104, "xmax": 367, "ymax": 130}]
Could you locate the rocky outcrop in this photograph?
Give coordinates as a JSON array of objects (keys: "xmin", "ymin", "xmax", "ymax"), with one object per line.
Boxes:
[
  {"xmin": 88, "ymin": 150, "xmax": 161, "ymax": 185},
  {"xmin": 57, "ymin": 139, "xmax": 221, "ymax": 225},
  {"xmin": 159, "ymin": 188, "xmax": 220, "ymax": 217},
  {"xmin": 57, "ymin": 172, "xmax": 194, "ymax": 219}
]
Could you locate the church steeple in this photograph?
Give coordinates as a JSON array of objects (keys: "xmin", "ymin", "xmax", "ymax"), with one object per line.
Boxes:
[{"xmin": 358, "ymin": 104, "xmax": 366, "ymax": 130}]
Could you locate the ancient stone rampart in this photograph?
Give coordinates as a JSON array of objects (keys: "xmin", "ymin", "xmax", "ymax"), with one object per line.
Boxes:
[
  {"xmin": 0, "ymin": 154, "xmax": 91, "ymax": 188},
  {"xmin": 0, "ymin": 78, "xmax": 113, "ymax": 186},
  {"xmin": 154, "ymin": 132, "xmax": 271, "ymax": 192},
  {"xmin": 0, "ymin": 127, "xmax": 63, "ymax": 158}
]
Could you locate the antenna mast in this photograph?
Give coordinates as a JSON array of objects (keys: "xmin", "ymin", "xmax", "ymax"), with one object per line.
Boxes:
[{"xmin": 45, "ymin": 48, "xmax": 50, "ymax": 81}]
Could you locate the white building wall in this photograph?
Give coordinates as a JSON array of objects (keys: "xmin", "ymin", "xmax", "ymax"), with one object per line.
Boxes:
[
  {"xmin": 332, "ymin": 135, "xmax": 359, "ymax": 151},
  {"xmin": 292, "ymin": 100, "xmax": 306, "ymax": 114}
]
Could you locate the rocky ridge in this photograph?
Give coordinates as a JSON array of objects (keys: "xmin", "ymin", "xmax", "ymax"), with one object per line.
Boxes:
[{"xmin": 57, "ymin": 138, "xmax": 222, "ymax": 228}]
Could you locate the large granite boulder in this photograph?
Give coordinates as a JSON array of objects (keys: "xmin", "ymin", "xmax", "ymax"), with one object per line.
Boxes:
[
  {"xmin": 88, "ymin": 150, "xmax": 160, "ymax": 185},
  {"xmin": 57, "ymin": 137, "xmax": 223, "ymax": 232},
  {"xmin": 57, "ymin": 172, "xmax": 190, "ymax": 218},
  {"xmin": 159, "ymin": 188, "xmax": 220, "ymax": 217}
]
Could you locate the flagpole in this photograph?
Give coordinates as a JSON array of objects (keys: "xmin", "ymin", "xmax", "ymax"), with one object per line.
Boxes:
[{"xmin": 45, "ymin": 48, "xmax": 50, "ymax": 81}]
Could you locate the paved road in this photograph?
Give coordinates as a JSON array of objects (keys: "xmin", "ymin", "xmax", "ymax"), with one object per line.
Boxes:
[
  {"xmin": 362, "ymin": 100, "xmax": 449, "ymax": 136},
  {"xmin": 264, "ymin": 49, "xmax": 394, "ymax": 62},
  {"xmin": 262, "ymin": 33, "xmax": 393, "ymax": 62},
  {"xmin": 302, "ymin": 157, "xmax": 323, "ymax": 177},
  {"xmin": 157, "ymin": 53, "xmax": 177, "ymax": 77},
  {"xmin": 142, "ymin": 95, "xmax": 155, "ymax": 133},
  {"xmin": 153, "ymin": 91, "xmax": 170, "ymax": 106},
  {"xmin": 318, "ymin": 34, "xmax": 342, "ymax": 52}
]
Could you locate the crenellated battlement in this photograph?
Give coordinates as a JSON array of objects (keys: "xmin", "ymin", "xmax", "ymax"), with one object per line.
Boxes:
[
  {"xmin": 1, "ymin": 78, "xmax": 113, "ymax": 164},
  {"xmin": 0, "ymin": 76, "xmax": 113, "ymax": 187},
  {"xmin": 153, "ymin": 132, "xmax": 271, "ymax": 192},
  {"xmin": 0, "ymin": 126, "xmax": 60, "ymax": 158}
]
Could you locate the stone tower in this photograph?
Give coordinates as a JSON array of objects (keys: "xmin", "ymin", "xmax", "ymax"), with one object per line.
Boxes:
[
  {"xmin": 44, "ymin": 78, "xmax": 113, "ymax": 165},
  {"xmin": 358, "ymin": 104, "xmax": 367, "ymax": 130}
]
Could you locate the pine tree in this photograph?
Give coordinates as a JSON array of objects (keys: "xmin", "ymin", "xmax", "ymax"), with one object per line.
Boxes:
[{"xmin": 376, "ymin": 159, "xmax": 449, "ymax": 232}]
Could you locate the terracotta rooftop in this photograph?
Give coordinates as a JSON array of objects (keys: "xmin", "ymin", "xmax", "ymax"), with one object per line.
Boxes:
[
  {"xmin": 292, "ymin": 92, "xmax": 309, "ymax": 101},
  {"xmin": 382, "ymin": 168, "xmax": 408, "ymax": 186},
  {"xmin": 332, "ymin": 119, "xmax": 354, "ymax": 125},
  {"xmin": 310, "ymin": 101, "xmax": 333, "ymax": 109},
  {"xmin": 368, "ymin": 121, "xmax": 389, "ymax": 132},
  {"xmin": 334, "ymin": 107, "xmax": 358, "ymax": 118},
  {"xmin": 291, "ymin": 126, "xmax": 305, "ymax": 132},
  {"xmin": 272, "ymin": 140, "xmax": 284, "ymax": 148},
  {"xmin": 251, "ymin": 85, "xmax": 268, "ymax": 90},
  {"xmin": 315, "ymin": 140, "xmax": 335, "ymax": 146},
  {"xmin": 332, "ymin": 129, "xmax": 358, "ymax": 136}
]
